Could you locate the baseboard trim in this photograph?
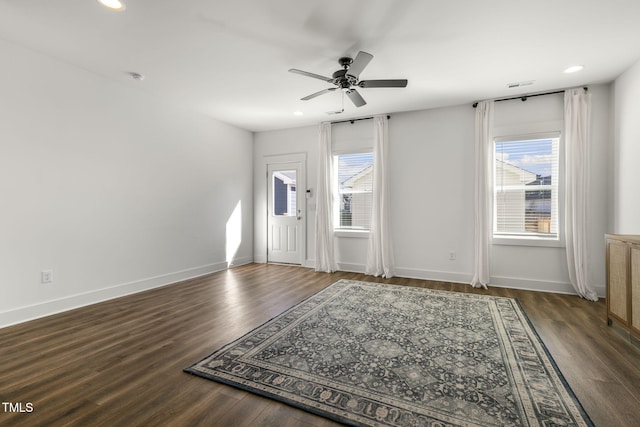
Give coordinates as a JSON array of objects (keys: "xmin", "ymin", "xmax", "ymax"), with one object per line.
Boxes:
[
  {"xmin": 489, "ymin": 275, "xmax": 606, "ymax": 298},
  {"xmin": 334, "ymin": 264, "xmax": 473, "ymax": 284},
  {"xmin": 227, "ymin": 256, "xmax": 254, "ymax": 269},
  {"xmin": 0, "ymin": 258, "xmax": 253, "ymax": 329},
  {"xmin": 394, "ymin": 267, "xmax": 473, "ymax": 285},
  {"xmin": 336, "ymin": 262, "xmax": 366, "ymax": 273},
  {"xmin": 327, "ymin": 262, "xmax": 605, "ymax": 298},
  {"xmin": 3, "ymin": 259, "xmax": 603, "ymax": 329}
]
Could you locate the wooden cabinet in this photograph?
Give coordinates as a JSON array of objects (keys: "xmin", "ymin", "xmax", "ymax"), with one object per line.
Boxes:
[{"xmin": 606, "ymin": 234, "xmax": 640, "ymax": 341}]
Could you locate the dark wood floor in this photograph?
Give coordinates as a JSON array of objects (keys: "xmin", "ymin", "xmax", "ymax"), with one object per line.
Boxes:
[{"xmin": 1, "ymin": 263, "xmax": 639, "ymax": 426}]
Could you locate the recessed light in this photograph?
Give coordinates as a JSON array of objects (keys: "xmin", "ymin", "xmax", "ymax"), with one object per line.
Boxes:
[
  {"xmin": 98, "ymin": 0, "xmax": 126, "ymax": 11},
  {"xmin": 293, "ymin": 111, "xmax": 304, "ymax": 116},
  {"xmin": 564, "ymin": 65, "xmax": 584, "ymax": 74}
]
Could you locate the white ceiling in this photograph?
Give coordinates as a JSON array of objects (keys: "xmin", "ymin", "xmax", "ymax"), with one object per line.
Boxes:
[{"xmin": 1, "ymin": 0, "xmax": 639, "ymax": 132}]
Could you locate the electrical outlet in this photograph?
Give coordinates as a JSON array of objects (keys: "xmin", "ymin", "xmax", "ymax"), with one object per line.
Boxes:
[
  {"xmin": 449, "ymin": 251, "xmax": 456, "ymax": 261},
  {"xmin": 41, "ymin": 270, "xmax": 53, "ymax": 284}
]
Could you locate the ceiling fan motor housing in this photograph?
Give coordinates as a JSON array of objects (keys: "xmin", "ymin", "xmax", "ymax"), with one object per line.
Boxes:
[
  {"xmin": 332, "ymin": 69, "xmax": 358, "ymax": 88},
  {"xmin": 338, "ymin": 57, "xmax": 353, "ymax": 68}
]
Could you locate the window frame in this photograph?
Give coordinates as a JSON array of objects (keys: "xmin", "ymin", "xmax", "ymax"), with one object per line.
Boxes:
[
  {"xmin": 491, "ymin": 130, "xmax": 565, "ymax": 248},
  {"xmin": 333, "ymin": 150, "xmax": 374, "ymax": 236}
]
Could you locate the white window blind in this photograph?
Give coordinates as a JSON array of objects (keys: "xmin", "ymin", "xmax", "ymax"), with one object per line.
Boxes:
[
  {"xmin": 493, "ymin": 134, "xmax": 560, "ymax": 240},
  {"xmin": 334, "ymin": 152, "xmax": 373, "ymax": 230}
]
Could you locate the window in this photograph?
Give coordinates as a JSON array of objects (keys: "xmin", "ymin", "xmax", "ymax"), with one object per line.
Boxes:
[
  {"xmin": 493, "ymin": 133, "xmax": 561, "ymax": 244},
  {"xmin": 334, "ymin": 152, "xmax": 373, "ymax": 230}
]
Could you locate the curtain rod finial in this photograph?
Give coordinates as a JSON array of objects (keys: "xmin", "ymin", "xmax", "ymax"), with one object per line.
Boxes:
[{"xmin": 473, "ymin": 102, "xmax": 478, "ymax": 108}]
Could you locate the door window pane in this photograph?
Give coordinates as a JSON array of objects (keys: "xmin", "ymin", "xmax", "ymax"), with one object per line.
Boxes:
[{"xmin": 272, "ymin": 170, "xmax": 296, "ymax": 216}]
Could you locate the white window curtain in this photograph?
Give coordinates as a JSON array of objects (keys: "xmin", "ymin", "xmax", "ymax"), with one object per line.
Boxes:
[
  {"xmin": 471, "ymin": 101, "xmax": 494, "ymax": 289},
  {"xmin": 315, "ymin": 122, "xmax": 337, "ymax": 273},
  {"xmin": 365, "ymin": 115, "xmax": 395, "ymax": 278},
  {"xmin": 564, "ymin": 89, "xmax": 598, "ymax": 301}
]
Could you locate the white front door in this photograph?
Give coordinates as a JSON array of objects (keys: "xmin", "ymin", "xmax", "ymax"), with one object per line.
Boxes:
[{"xmin": 267, "ymin": 162, "xmax": 305, "ymax": 264}]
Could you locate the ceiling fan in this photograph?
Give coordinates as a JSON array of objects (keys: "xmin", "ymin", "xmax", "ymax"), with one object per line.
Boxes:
[{"xmin": 289, "ymin": 51, "xmax": 408, "ymax": 108}]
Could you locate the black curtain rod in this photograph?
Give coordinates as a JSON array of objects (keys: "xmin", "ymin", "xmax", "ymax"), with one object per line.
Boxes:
[
  {"xmin": 331, "ymin": 114, "xmax": 391, "ymax": 125},
  {"xmin": 472, "ymin": 87, "xmax": 588, "ymax": 108}
]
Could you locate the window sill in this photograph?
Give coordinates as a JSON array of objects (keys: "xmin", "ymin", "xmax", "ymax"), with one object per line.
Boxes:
[
  {"xmin": 334, "ymin": 229, "xmax": 370, "ymax": 239},
  {"xmin": 492, "ymin": 236, "xmax": 564, "ymax": 248}
]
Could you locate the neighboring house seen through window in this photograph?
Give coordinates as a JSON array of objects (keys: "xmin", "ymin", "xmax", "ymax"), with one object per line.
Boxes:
[
  {"xmin": 493, "ymin": 133, "xmax": 561, "ymax": 244},
  {"xmin": 334, "ymin": 152, "xmax": 373, "ymax": 230}
]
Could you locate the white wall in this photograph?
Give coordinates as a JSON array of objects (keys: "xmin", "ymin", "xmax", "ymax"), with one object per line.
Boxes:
[
  {"xmin": 253, "ymin": 85, "xmax": 611, "ymax": 296},
  {"xmin": 612, "ymin": 58, "xmax": 640, "ymax": 233},
  {"xmin": 0, "ymin": 39, "xmax": 254, "ymax": 327},
  {"xmin": 254, "ymin": 125, "xmax": 317, "ymax": 265},
  {"xmin": 389, "ymin": 106, "xmax": 475, "ymax": 283}
]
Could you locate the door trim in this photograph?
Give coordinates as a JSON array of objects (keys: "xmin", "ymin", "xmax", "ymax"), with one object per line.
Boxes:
[{"xmin": 264, "ymin": 153, "xmax": 307, "ymax": 265}]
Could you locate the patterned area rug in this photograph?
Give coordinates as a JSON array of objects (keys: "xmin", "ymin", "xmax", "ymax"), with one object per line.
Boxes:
[{"xmin": 185, "ymin": 280, "xmax": 592, "ymax": 426}]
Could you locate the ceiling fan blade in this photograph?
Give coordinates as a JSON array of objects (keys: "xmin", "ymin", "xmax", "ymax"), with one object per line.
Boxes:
[
  {"xmin": 359, "ymin": 79, "xmax": 408, "ymax": 88},
  {"xmin": 347, "ymin": 51, "xmax": 373, "ymax": 78},
  {"xmin": 289, "ymin": 68, "xmax": 333, "ymax": 82},
  {"xmin": 301, "ymin": 87, "xmax": 337, "ymax": 101},
  {"xmin": 346, "ymin": 89, "xmax": 366, "ymax": 107}
]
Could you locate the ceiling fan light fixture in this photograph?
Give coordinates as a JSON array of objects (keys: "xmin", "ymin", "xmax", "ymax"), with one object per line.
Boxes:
[
  {"xmin": 98, "ymin": 0, "xmax": 126, "ymax": 11},
  {"xmin": 563, "ymin": 65, "xmax": 584, "ymax": 74}
]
